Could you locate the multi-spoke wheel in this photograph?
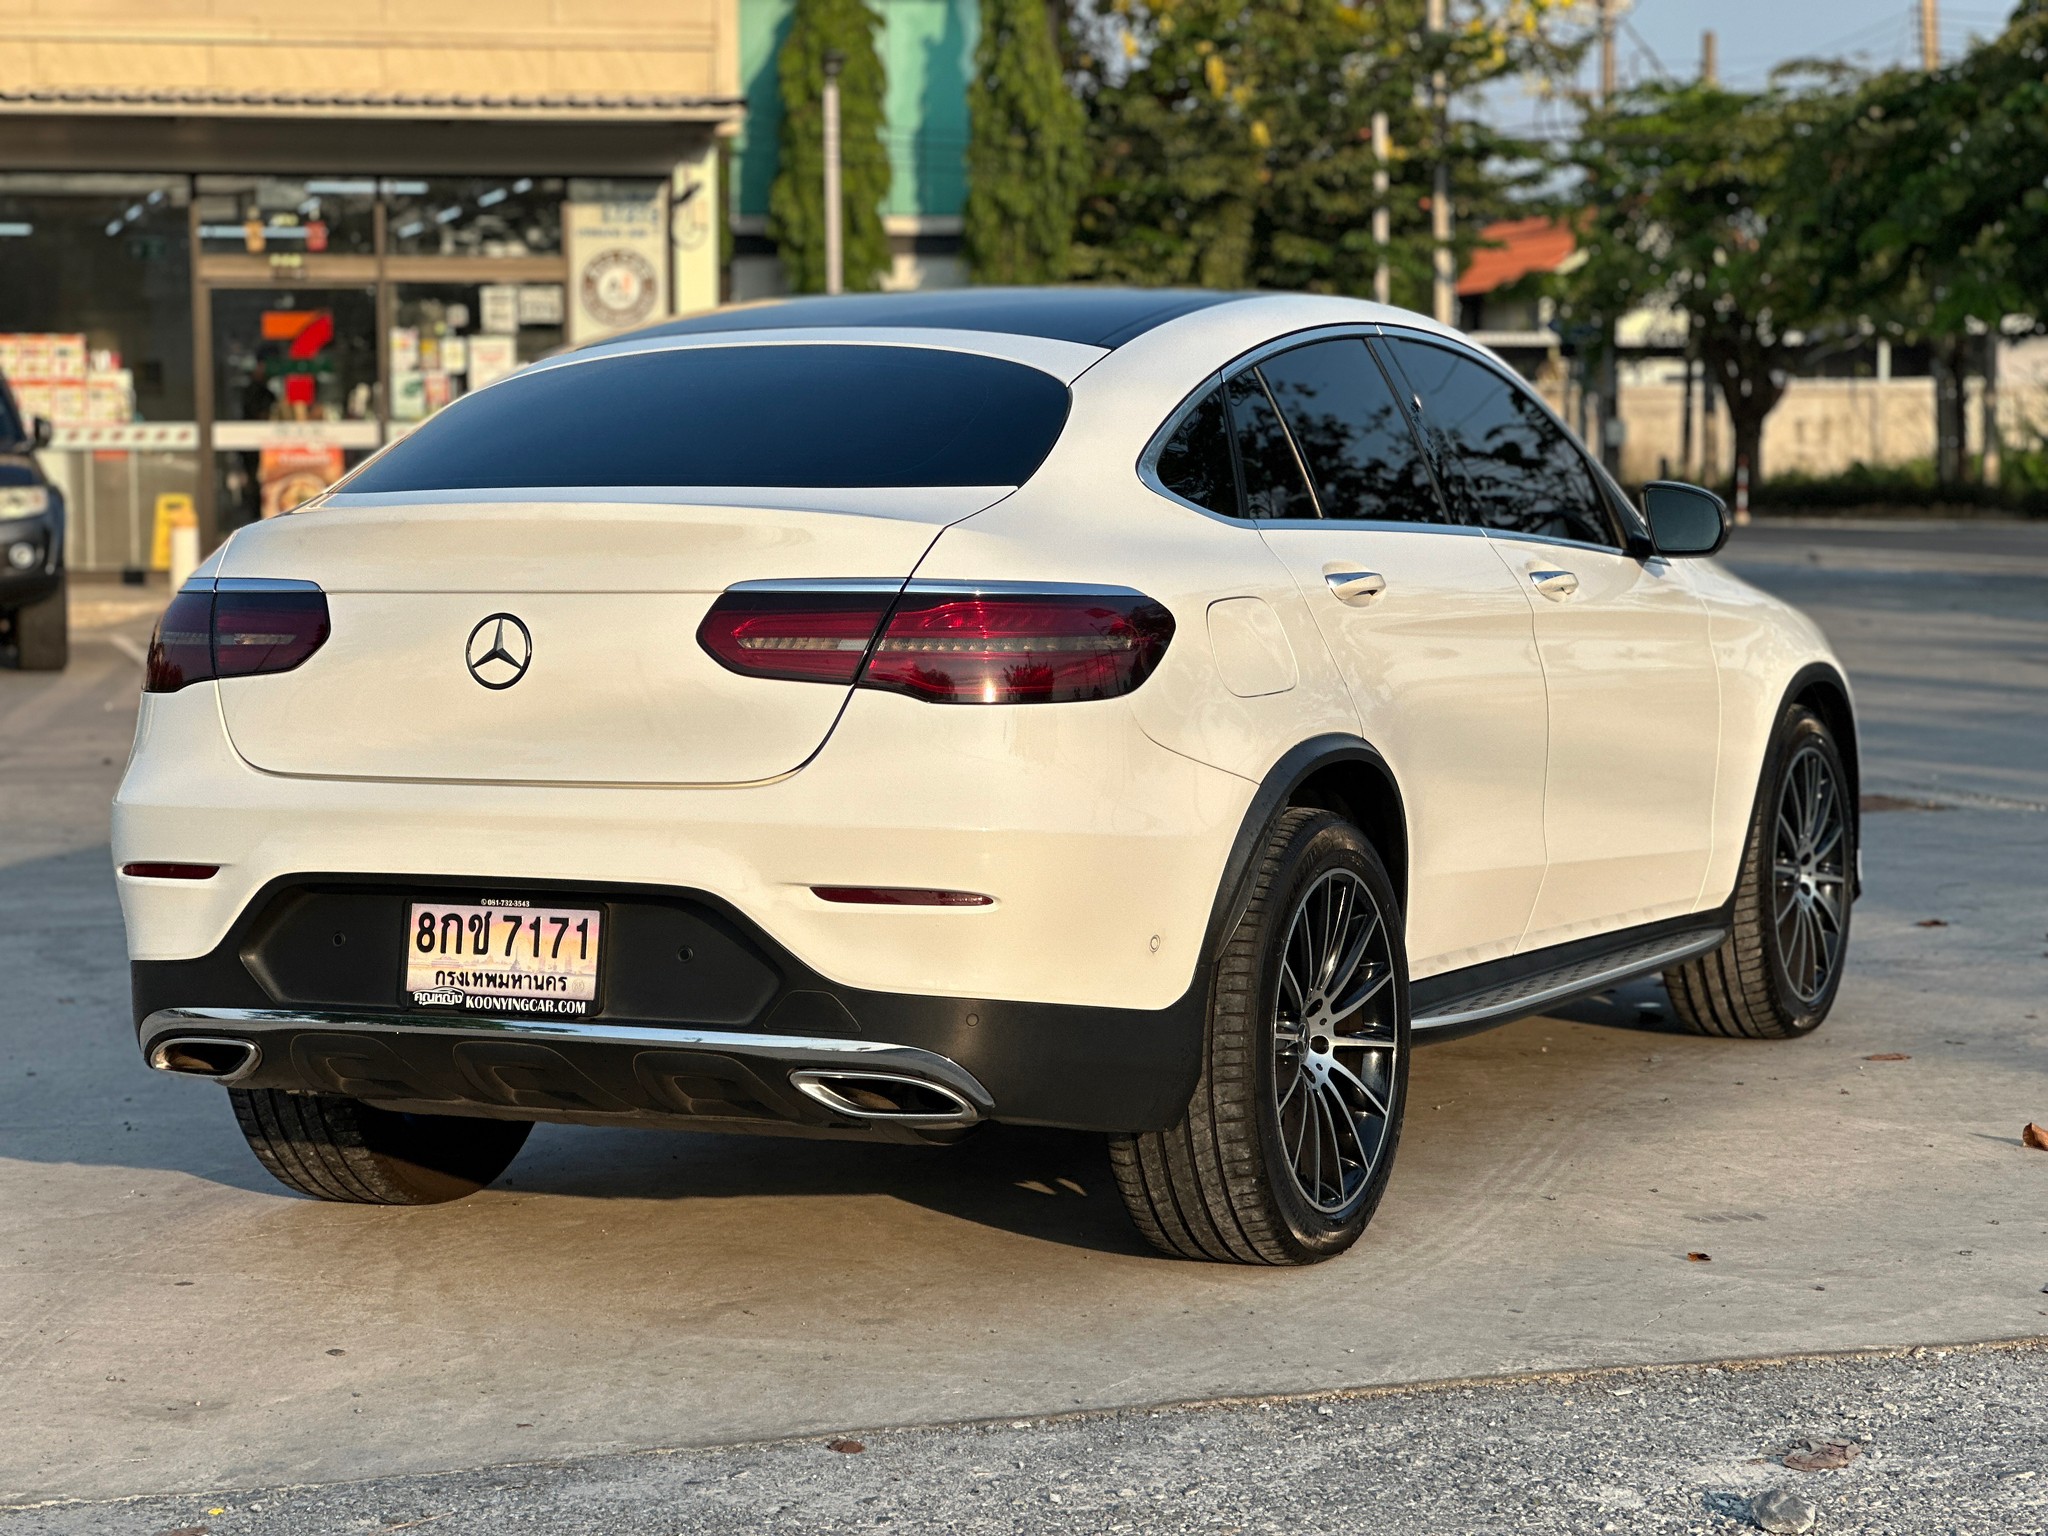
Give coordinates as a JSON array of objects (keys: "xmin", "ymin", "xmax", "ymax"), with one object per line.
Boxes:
[
  {"xmin": 1772, "ymin": 740, "xmax": 1850, "ymax": 1005},
  {"xmin": 1271, "ymin": 868, "xmax": 1400, "ymax": 1221},
  {"xmin": 1667, "ymin": 704, "xmax": 1855, "ymax": 1038},
  {"xmin": 1111, "ymin": 807, "xmax": 1410, "ymax": 1264}
]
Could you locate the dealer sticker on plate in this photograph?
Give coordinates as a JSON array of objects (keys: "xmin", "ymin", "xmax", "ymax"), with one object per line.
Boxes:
[{"xmin": 405, "ymin": 899, "xmax": 601, "ymax": 1015}]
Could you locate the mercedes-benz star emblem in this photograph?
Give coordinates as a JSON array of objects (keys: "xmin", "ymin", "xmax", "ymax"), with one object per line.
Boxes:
[{"xmin": 465, "ymin": 613, "xmax": 533, "ymax": 690}]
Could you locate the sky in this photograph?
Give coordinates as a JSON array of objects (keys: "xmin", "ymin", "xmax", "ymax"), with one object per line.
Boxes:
[{"xmin": 1487, "ymin": 0, "xmax": 2020, "ymax": 139}]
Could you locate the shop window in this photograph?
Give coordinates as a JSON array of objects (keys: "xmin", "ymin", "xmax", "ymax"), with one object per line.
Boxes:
[
  {"xmin": 195, "ymin": 176, "xmax": 377, "ymax": 257},
  {"xmin": 0, "ymin": 174, "xmax": 194, "ymax": 422},
  {"xmin": 384, "ymin": 178, "xmax": 565, "ymax": 258},
  {"xmin": 389, "ymin": 283, "xmax": 563, "ymax": 424}
]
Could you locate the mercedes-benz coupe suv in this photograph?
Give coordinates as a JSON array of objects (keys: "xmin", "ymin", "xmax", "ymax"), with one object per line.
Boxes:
[{"xmin": 117, "ymin": 289, "xmax": 1857, "ymax": 1264}]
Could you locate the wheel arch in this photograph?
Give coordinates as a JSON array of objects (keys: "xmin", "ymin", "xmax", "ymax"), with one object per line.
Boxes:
[{"xmin": 1203, "ymin": 735, "xmax": 1409, "ymax": 960}]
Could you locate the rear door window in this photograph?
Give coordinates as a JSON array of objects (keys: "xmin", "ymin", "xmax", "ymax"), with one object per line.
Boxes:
[
  {"xmin": 1154, "ymin": 385, "xmax": 1240, "ymax": 516},
  {"xmin": 342, "ymin": 343, "xmax": 1072, "ymax": 492},
  {"xmin": 1256, "ymin": 339, "xmax": 1450, "ymax": 525},
  {"xmin": 1225, "ymin": 370, "xmax": 1318, "ymax": 520},
  {"xmin": 1382, "ymin": 337, "xmax": 1618, "ymax": 548}
]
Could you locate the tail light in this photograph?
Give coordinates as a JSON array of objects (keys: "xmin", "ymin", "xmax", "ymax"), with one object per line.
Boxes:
[
  {"xmin": 145, "ymin": 580, "xmax": 330, "ymax": 694},
  {"xmin": 697, "ymin": 584, "xmax": 1175, "ymax": 705}
]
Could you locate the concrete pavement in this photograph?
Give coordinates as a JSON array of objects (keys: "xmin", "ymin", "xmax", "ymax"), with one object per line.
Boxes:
[{"xmin": 1, "ymin": 525, "xmax": 2044, "ymax": 1506}]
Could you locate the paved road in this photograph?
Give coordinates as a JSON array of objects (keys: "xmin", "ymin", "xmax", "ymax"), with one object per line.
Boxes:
[{"xmin": 1, "ymin": 523, "xmax": 2044, "ymax": 1512}]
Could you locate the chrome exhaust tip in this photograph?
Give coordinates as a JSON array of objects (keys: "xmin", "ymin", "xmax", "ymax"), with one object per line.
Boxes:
[
  {"xmin": 148, "ymin": 1036, "xmax": 261, "ymax": 1084},
  {"xmin": 789, "ymin": 1069, "xmax": 980, "ymax": 1127}
]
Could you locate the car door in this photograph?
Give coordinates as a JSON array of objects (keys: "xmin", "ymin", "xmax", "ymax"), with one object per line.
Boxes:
[
  {"xmin": 1380, "ymin": 333, "xmax": 1720, "ymax": 947},
  {"xmin": 1224, "ymin": 334, "xmax": 1550, "ymax": 978}
]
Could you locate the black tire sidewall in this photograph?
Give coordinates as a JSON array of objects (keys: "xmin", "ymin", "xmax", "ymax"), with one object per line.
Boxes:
[{"xmin": 1248, "ymin": 815, "xmax": 1411, "ymax": 1261}]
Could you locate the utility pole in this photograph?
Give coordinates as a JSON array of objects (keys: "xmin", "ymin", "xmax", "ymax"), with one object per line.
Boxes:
[
  {"xmin": 821, "ymin": 49, "xmax": 845, "ymax": 296},
  {"xmin": 1372, "ymin": 111, "xmax": 1391, "ymax": 307},
  {"xmin": 1599, "ymin": 0, "xmax": 1618, "ymax": 102},
  {"xmin": 1595, "ymin": 0, "xmax": 1623, "ymax": 476},
  {"xmin": 1701, "ymin": 29, "xmax": 1718, "ymax": 88},
  {"xmin": 1427, "ymin": 0, "xmax": 1454, "ymax": 328},
  {"xmin": 1920, "ymin": 0, "xmax": 1939, "ymax": 71}
]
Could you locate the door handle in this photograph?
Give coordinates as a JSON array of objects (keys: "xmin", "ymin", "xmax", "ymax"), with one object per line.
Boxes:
[
  {"xmin": 1529, "ymin": 569, "xmax": 1579, "ymax": 601},
  {"xmin": 1324, "ymin": 569, "xmax": 1387, "ymax": 604}
]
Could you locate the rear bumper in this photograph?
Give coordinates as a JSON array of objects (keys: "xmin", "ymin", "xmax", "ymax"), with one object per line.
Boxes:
[
  {"xmin": 130, "ymin": 873, "xmax": 1210, "ymax": 1134},
  {"xmin": 114, "ymin": 680, "xmax": 1250, "ymax": 1014}
]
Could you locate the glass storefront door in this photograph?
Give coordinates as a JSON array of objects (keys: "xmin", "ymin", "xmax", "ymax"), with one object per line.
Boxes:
[{"xmin": 206, "ymin": 286, "xmax": 377, "ymax": 529}]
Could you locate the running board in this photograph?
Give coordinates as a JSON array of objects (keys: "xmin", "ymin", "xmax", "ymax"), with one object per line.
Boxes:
[{"xmin": 1411, "ymin": 922, "xmax": 1728, "ymax": 1040}]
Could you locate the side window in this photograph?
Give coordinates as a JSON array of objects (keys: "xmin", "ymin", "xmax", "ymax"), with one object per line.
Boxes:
[
  {"xmin": 1384, "ymin": 338, "xmax": 1618, "ymax": 548},
  {"xmin": 1225, "ymin": 370, "xmax": 1318, "ymax": 519},
  {"xmin": 1255, "ymin": 338, "xmax": 1449, "ymax": 525},
  {"xmin": 1154, "ymin": 385, "xmax": 1239, "ymax": 516}
]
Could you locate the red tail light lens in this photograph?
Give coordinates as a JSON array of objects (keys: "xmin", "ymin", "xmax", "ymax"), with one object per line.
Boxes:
[
  {"xmin": 145, "ymin": 583, "xmax": 330, "ymax": 693},
  {"xmin": 696, "ymin": 590, "xmax": 894, "ymax": 685},
  {"xmin": 864, "ymin": 592, "xmax": 1175, "ymax": 704},
  {"xmin": 698, "ymin": 585, "xmax": 1176, "ymax": 704},
  {"xmin": 145, "ymin": 590, "xmax": 216, "ymax": 693}
]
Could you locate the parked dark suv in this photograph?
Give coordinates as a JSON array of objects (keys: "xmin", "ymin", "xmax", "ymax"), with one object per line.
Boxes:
[{"xmin": 0, "ymin": 372, "xmax": 67, "ymax": 671}]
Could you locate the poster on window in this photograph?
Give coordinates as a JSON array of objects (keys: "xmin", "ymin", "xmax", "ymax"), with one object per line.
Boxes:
[
  {"xmin": 259, "ymin": 441, "xmax": 345, "ymax": 518},
  {"xmin": 564, "ymin": 180, "xmax": 667, "ymax": 345}
]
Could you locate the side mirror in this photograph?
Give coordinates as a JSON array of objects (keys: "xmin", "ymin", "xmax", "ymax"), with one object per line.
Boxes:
[
  {"xmin": 30, "ymin": 416, "xmax": 52, "ymax": 450},
  {"xmin": 1640, "ymin": 480, "xmax": 1729, "ymax": 557}
]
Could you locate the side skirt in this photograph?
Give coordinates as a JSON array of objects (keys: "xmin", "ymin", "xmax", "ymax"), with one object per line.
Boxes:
[{"xmin": 1410, "ymin": 913, "xmax": 1729, "ymax": 1044}]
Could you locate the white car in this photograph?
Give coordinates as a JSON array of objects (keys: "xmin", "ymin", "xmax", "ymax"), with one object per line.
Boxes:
[{"xmin": 116, "ymin": 290, "xmax": 1858, "ymax": 1264}]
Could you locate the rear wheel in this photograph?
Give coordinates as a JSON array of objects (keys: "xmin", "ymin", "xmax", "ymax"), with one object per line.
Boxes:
[
  {"xmin": 1665, "ymin": 705, "xmax": 1853, "ymax": 1039},
  {"xmin": 9, "ymin": 573, "xmax": 67, "ymax": 671},
  {"xmin": 1111, "ymin": 808, "xmax": 1409, "ymax": 1265},
  {"xmin": 229, "ymin": 1088, "xmax": 531, "ymax": 1204}
]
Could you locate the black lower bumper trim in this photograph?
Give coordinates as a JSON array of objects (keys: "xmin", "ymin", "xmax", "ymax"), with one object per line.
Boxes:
[{"xmin": 131, "ymin": 873, "xmax": 1208, "ymax": 1134}]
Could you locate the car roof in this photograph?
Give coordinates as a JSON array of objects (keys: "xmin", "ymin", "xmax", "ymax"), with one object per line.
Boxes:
[{"xmin": 617, "ymin": 287, "xmax": 1260, "ymax": 350}]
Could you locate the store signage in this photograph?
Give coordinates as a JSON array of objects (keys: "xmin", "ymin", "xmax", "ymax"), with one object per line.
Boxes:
[{"xmin": 564, "ymin": 180, "xmax": 667, "ymax": 345}]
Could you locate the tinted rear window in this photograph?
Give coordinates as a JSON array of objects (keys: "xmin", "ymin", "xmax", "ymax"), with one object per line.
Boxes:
[{"xmin": 344, "ymin": 344, "xmax": 1072, "ymax": 493}]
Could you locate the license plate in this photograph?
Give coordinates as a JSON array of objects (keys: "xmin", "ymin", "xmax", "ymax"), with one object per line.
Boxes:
[{"xmin": 404, "ymin": 900, "xmax": 601, "ymax": 1016}]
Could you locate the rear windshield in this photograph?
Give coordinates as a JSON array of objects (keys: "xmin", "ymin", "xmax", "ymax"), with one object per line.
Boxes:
[{"xmin": 343, "ymin": 343, "xmax": 1072, "ymax": 493}]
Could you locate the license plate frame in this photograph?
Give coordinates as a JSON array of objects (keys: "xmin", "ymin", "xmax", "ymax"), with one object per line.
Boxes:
[{"xmin": 402, "ymin": 899, "xmax": 603, "ymax": 1017}]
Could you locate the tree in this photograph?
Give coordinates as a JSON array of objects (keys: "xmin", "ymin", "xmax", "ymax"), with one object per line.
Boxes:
[
  {"xmin": 965, "ymin": 0, "xmax": 1089, "ymax": 282},
  {"xmin": 768, "ymin": 0, "xmax": 892, "ymax": 293},
  {"xmin": 1794, "ymin": 2, "xmax": 2048, "ymax": 480},
  {"xmin": 1068, "ymin": 0, "xmax": 1587, "ymax": 305},
  {"xmin": 1565, "ymin": 78, "xmax": 1843, "ymax": 488}
]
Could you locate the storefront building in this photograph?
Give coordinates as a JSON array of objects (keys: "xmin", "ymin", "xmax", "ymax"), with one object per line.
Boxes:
[{"xmin": 0, "ymin": 3, "xmax": 740, "ymax": 567}]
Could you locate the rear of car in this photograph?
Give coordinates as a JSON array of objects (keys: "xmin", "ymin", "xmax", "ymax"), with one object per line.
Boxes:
[
  {"xmin": 0, "ymin": 371, "xmax": 68, "ymax": 670},
  {"xmin": 115, "ymin": 328, "xmax": 1254, "ymax": 1150}
]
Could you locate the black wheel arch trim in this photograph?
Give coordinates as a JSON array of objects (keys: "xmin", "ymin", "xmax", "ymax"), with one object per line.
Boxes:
[
  {"xmin": 1750, "ymin": 661, "xmax": 1862, "ymax": 903},
  {"xmin": 1203, "ymin": 734, "xmax": 1408, "ymax": 963}
]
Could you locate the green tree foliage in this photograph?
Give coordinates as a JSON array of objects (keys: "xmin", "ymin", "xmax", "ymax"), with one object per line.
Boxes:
[
  {"xmin": 769, "ymin": 0, "xmax": 893, "ymax": 293},
  {"xmin": 965, "ymin": 0, "xmax": 1089, "ymax": 282},
  {"xmin": 1564, "ymin": 78, "xmax": 1842, "ymax": 487},
  {"xmin": 1068, "ymin": 0, "xmax": 1586, "ymax": 304},
  {"xmin": 1792, "ymin": 2, "xmax": 2048, "ymax": 478}
]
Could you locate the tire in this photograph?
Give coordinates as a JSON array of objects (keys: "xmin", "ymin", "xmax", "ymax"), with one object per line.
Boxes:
[
  {"xmin": 1665, "ymin": 705, "xmax": 1853, "ymax": 1039},
  {"xmin": 1111, "ymin": 808, "xmax": 1410, "ymax": 1265},
  {"xmin": 228, "ymin": 1088, "xmax": 531, "ymax": 1204},
  {"xmin": 11, "ymin": 573, "xmax": 67, "ymax": 671}
]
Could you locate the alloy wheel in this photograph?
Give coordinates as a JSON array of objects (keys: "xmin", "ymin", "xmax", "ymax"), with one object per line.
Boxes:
[
  {"xmin": 1271, "ymin": 868, "xmax": 1400, "ymax": 1218},
  {"xmin": 1772, "ymin": 742, "xmax": 1850, "ymax": 1004}
]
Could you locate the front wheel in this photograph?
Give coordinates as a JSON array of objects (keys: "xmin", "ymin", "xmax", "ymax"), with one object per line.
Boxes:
[
  {"xmin": 9, "ymin": 573, "xmax": 68, "ymax": 671},
  {"xmin": 1111, "ymin": 808, "xmax": 1410, "ymax": 1265},
  {"xmin": 1665, "ymin": 705, "xmax": 1854, "ymax": 1038},
  {"xmin": 229, "ymin": 1088, "xmax": 531, "ymax": 1204}
]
